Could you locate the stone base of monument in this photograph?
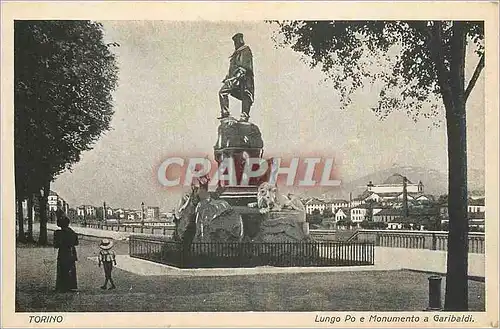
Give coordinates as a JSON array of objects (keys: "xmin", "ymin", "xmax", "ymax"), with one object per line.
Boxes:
[
  {"xmin": 246, "ymin": 209, "xmax": 317, "ymax": 262},
  {"xmin": 192, "ymin": 199, "xmax": 244, "ymax": 243},
  {"xmin": 231, "ymin": 206, "xmax": 264, "ymax": 239},
  {"xmin": 251, "ymin": 210, "xmax": 311, "ymax": 243}
]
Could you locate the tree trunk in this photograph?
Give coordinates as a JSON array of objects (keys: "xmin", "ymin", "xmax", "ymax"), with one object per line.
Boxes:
[
  {"xmin": 33, "ymin": 190, "xmax": 41, "ymax": 240},
  {"xmin": 444, "ymin": 99, "xmax": 469, "ymax": 311},
  {"xmin": 444, "ymin": 21, "xmax": 469, "ymax": 311},
  {"xmin": 27, "ymin": 194, "xmax": 34, "ymax": 242},
  {"xmin": 17, "ymin": 197, "xmax": 26, "ymax": 242},
  {"xmin": 38, "ymin": 180, "xmax": 50, "ymax": 245}
]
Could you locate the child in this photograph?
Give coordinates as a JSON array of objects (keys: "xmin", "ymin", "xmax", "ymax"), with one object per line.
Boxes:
[{"xmin": 98, "ymin": 239, "xmax": 117, "ymax": 290}]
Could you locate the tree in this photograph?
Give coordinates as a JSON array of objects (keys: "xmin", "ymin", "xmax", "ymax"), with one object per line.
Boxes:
[
  {"xmin": 271, "ymin": 20, "xmax": 484, "ymax": 310},
  {"xmin": 15, "ymin": 21, "xmax": 118, "ymax": 244},
  {"xmin": 359, "ymin": 220, "xmax": 372, "ymax": 229},
  {"xmin": 26, "ymin": 195, "xmax": 35, "ymax": 242},
  {"xmin": 360, "ymin": 220, "xmax": 388, "ymax": 229},
  {"xmin": 438, "ymin": 194, "xmax": 448, "ymax": 205},
  {"xmin": 365, "ymin": 200, "xmax": 375, "ymax": 221},
  {"xmin": 306, "ymin": 209, "xmax": 323, "ymax": 225},
  {"xmin": 67, "ymin": 208, "xmax": 78, "ymax": 223},
  {"xmin": 15, "ymin": 196, "xmax": 25, "ymax": 242},
  {"xmin": 322, "ymin": 208, "xmax": 333, "ymax": 218}
]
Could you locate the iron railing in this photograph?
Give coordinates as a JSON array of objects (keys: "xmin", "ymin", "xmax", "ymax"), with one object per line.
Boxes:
[
  {"xmin": 355, "ymin": 230, "xmax": 485, "ymax": 254},
  {"xmin": 82, "ymin": 222, "xmax": 485, "ymax": 254},
  {"xmin": 129, "ymin": 235, "xmax": 375, "ymax": 268}
]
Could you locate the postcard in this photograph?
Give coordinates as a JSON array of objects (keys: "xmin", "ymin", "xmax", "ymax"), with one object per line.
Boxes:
[{"xmin": 1, "ymin": 1, "xmax": 498, "ymax": 328}]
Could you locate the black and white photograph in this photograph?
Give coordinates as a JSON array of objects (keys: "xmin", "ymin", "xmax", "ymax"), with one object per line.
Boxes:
[{"xmin": 1, "ymin": 1, "xmax": 498, "ymax": 328}]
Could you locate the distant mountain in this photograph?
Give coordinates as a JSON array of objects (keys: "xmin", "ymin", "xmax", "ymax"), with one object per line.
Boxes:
[
  {"xmin": 342, "ymin": 166, "xmax": 485, "ymax": 199},
  {"xmin": 270, "ymin": 165, "xmax": 484, "ymax": 201},
  {"xmin": 284, "ymin": 165, "xmax": 484, "ymax": 200}
]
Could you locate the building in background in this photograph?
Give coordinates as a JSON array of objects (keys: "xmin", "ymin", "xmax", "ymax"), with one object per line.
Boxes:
[
  {"xmin": 76, "ymin": 205, "xmax": 96, "ymax": 218},
  {"xmin": 114, "ymin": 208, "xmax": 125, "ymax": 220},
  {"xmin": 47, "ymin": 191, "xmax": 69, "ymax": 214},
  {"xmin": 366, "ymin": 174, "xmax": 424, "ymax": 194},
  {"xmin": 332, "ymin": 199, "xmax": 350, "ymax": 212},
  {"xmin": 334, "ymin": 208, "xmax": 349, "ymax": 222},
  {"xmin": 305, "ymin": 199, "xmax": 327, "ymax": 214},
  {"xmin": 85, "ymin": 205, "xmax": 96, "ymax": 217},
  {"xmin": 160, "ymin": 212, "xmax": 176, "ymax": 225},
  {"xmin": 147, "ymin": 206, "xmax": 160, "ymax": 221},
  {"xmin": 77, "ymin": 206, "xmax": 85, "ymax": 217},
  {"xmin": 468, "ymin": 198, "xmax": 485, "ymax": 213},
  {"xmin": 47, "ymin": 191, "xmax": 58, "ymax": 212},
  {"xmin": 352, "ymin": 174, "xmax": 431, "ymax": 207},
  {"xmin": 373, "ymin": 208, "xmax": 403, "ymax": 223}
]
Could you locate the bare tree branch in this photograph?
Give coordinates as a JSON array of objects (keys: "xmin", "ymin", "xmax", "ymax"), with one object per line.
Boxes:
[{"xmin": 464, "ymin": 53, "xmax": 485, "ymax": 102}]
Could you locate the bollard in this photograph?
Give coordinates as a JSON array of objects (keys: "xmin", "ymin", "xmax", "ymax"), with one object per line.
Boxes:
[{"xmin": 427, "ymin": 275, "xmax": 442, "ymax": 310}]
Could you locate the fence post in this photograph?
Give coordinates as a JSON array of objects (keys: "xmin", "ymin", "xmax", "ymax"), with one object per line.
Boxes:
[
  {"xmin": 427, "ymin": 275, "xmax": 442, "ymax": 310},
  {"xmin": 431, "ymin": 233, "xmax": 437, "ymax": 250}
]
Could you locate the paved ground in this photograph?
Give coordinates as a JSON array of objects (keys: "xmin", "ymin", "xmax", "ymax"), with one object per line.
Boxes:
[
  {"xmin": 87, "ymin": 254, "xmax": 388, "ymax": 276},
  {"xmin": 15, "ymin": 235, "xmax": 485, "ymax": 312}
]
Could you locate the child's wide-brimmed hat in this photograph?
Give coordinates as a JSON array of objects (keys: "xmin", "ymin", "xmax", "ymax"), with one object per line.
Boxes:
[{"xmin": 99, "ymin": 239, "xmax": 113, "ymax": 250}]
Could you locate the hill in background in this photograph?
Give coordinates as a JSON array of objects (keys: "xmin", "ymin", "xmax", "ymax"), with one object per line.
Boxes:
[{"xmin": 282, "ymin": 165, "xmax": 485, "ymax": 200}]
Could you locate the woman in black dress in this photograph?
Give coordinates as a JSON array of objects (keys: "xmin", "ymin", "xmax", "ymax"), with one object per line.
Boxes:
[{"xmin": 54, "ymin": 208, "xmax": 79, "ymax": 292}]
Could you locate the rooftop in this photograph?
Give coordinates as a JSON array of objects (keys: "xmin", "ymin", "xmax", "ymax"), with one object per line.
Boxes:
[
  {"xmin": 305, "ymin": 198, "xmax": 325, "ymax": 205},
  {"xmin": 334, "ymin": 207, "xmax": 350, "ymax": 215},
  {"xmin": 374, "ymin": 208, "xmax": 404, "ymax": 216}
]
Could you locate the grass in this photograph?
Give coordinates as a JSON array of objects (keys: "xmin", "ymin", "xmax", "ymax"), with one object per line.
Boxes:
[{"xmin": 15, "ymin": 236, "xmax": 485, "ymax": 312}]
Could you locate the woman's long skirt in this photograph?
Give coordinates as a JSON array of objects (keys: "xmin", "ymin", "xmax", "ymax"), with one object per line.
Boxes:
[{"xmin": 55, "ymin": 260, "xmax": 77, "ymax": 292}]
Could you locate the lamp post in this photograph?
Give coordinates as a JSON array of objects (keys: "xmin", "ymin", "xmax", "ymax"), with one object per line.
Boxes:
[
  {"xmin": 103, "ymin": 202, "xmax": 107, "ymax": 222},
  {"xmin": 141, "ymin": 202, "xmax": 145, "ymax": 226},
  {"xmin": 103, "ymin": 202, "xmax": 107, "ymax": 229}
]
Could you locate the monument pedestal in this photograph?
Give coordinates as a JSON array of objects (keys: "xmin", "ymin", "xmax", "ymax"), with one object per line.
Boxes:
[
  {"xmin": 217, "ymin": 186, "xmax": 259, "ymax": 206},
  {"xmin": 252, "ymin": 210, "xmax": 310, "ymax": 243},
  {"xmin": 208, "ymin": 116, "xmax": 311, "ymax": 243},
  {"xmin": 214, "ymin": 116, "xmax": 269, "ymax": 207}
]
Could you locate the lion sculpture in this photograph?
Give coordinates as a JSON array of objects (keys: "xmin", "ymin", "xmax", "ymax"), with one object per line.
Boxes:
[{"xmin": 249, "ymin": 182, "xmax": 305, "ymax": 216}]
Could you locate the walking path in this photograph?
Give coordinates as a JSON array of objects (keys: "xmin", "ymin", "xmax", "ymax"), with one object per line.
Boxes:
[{"xmin": 87, "ymin": 255, "xmax": 392, "ymax": 277}]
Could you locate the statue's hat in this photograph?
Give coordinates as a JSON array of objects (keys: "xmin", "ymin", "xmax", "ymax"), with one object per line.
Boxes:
[{"xmin": 232, "ymin": 33, "xmax": 244, "ymax": 41}]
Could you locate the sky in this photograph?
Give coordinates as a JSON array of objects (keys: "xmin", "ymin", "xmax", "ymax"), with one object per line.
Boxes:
[{"xmin": 52, "ymin": 21, "xmax": 485, "ymax": 212}]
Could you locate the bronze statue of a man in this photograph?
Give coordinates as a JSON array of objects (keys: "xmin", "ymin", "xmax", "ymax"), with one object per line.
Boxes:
[{"xmin": 218, "ymin": 33, "xmax": 255, "ymax": 122}]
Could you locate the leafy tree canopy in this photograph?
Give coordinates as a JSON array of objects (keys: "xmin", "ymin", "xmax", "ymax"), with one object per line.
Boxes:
[
  {"xmin": 270, "ymin": 21, "xmax": 483, "ymax": 124},
  {"xmin": 15, "ymin": 20, "xmax": 119, "ymax": 197}
]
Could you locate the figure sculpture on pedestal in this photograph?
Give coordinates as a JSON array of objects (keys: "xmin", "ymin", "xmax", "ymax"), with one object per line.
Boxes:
[
  {"xmin": 218, "ymin": 33, "xmax": 255, "ymax": 122},
  {"xmin": 174, "ymin": 175, "xmax": 243, "ymax": 244}
]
